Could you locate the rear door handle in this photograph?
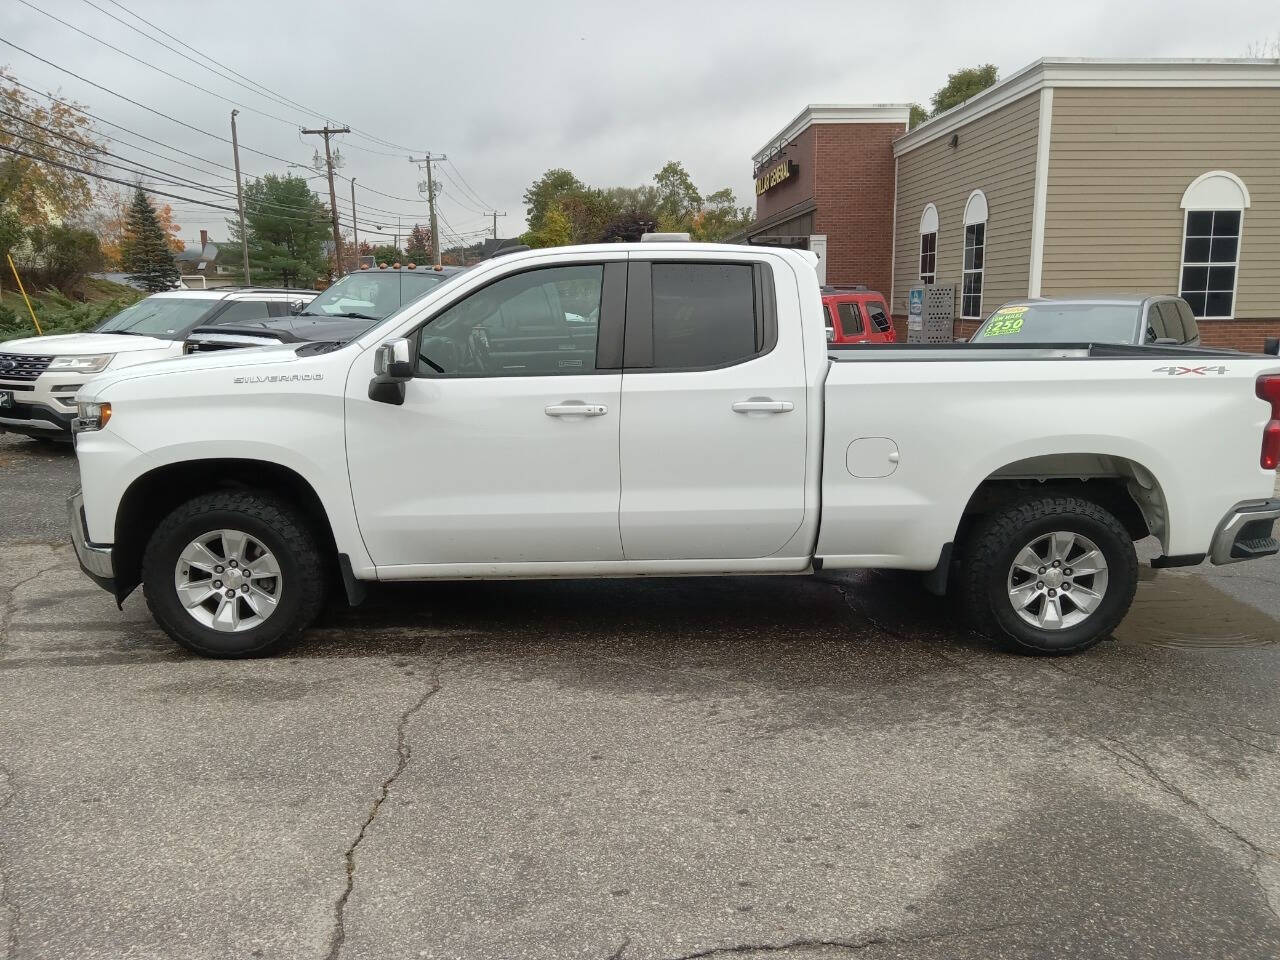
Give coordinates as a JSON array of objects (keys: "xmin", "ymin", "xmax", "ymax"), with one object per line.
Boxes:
[
  {"xmin": 732, "ymin": 399, "xmax": 794, "ymax": 414},
  {"xmin": 545, "ymin": 402, "xmax": 608, "ymax": 418}
]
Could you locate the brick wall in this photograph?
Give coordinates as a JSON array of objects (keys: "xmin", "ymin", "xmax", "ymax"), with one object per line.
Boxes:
[{"xmin": 812, "ymin": 122, "xmax": 904, "ymax": 297}]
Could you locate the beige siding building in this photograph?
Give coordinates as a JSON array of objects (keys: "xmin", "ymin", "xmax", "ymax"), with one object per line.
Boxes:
[{"xmin": 890, "ymin": 59, "xmax": 1280, "ymax": 349}]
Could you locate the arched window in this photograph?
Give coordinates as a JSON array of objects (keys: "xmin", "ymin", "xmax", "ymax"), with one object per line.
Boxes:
[
  {"xmin": 961, "ymin": 190, "xmax": 987, "ymax": 319},
  {"xmin": 919, "ymin": 203, "xmax": 938, "ymax": 284},
  {"xmin": 1179, "ymin": 171, "xmax": 1249, "ymax": 319}
]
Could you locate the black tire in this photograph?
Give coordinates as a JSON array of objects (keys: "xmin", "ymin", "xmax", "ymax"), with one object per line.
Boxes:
[
  {"xmin": 957, "ymin": 494, "xmax": 1138, "ymax": 655},
  {"xmin": 142, "ymin": 491, "xmax": 325, "ymax": 658}
]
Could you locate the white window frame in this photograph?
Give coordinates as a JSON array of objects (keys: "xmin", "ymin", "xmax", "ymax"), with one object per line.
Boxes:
[
  {"xmin": 919, "ymin": 203, "xmax": 938, "ymax": 285},
  {"xmin": 1178, "ymin": 171, "xmax": 1249, "ymax": 321},
  {"xmin": 961, "ymin": 190, "xmax": 988, "ymax": 320}
]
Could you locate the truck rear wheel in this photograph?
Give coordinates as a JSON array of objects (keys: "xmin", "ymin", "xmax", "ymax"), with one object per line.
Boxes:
[
  {"xmin": 141, "ymin": 491, "xmax": 325, "ymax": 658},
  {"xmin": 958, "ymin": 494, "xmax": 1138, "ymax": 655}
]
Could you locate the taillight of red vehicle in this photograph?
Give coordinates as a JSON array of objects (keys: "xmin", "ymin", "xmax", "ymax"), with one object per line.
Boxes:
[{"xmin": 1256, "ymin": 375, "xmax": 1280, "ymax": 469}]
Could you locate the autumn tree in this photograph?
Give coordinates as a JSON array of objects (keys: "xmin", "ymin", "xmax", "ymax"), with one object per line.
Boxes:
[
  {"xmin": 120, "ymin": 188, "xmax": 179, "ymax": 292},
  {"xmin": 405, "ymin": 223, "xmax": 431, "ymax": 261},
  {"xmin": 0, "ymin": 69, "xmax": 104, "ymax": 226},
  {"xmin": 226, "ymin": 174, "xmax": 329, "ymax": 286}
]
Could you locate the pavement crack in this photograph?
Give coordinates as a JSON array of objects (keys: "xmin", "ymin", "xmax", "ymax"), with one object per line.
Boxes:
[
  {"xmin": 323, "ymin": 652, "xmax": 447, "ymax": 960},
  {"xmin": 661, "ymin": 918, "xmax": 1046, "ymax": 959},
  {"xmin": 606, "ymin": 937, "xmax": 630, "ymax": 960},
  {"xmin": 0, "ymin": 554, "xmax": 63, "ymax": 659},
  {"xmin": 1097, "ymin": 736, "xmax": 1280, "ymax": 926}
]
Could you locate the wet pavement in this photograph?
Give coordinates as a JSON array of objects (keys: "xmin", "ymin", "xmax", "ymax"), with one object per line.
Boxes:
[{"xmin": 2, "ymin": 432, "xmax": 1280, "ymax": 959}]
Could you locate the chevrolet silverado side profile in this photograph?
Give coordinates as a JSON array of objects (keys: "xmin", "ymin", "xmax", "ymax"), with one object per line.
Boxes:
[{"xmin": 69, "ymin": 239, "xmax": 1280, "ymax": 658}]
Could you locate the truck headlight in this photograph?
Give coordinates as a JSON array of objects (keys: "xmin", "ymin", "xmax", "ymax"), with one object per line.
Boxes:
[
  {"xmin": 73, "ymin": 400, "xmax": 112, "ymax": 432},
  {"xmin": 49, "ymin": 354, "xmax": 114, "ymax": 374}
]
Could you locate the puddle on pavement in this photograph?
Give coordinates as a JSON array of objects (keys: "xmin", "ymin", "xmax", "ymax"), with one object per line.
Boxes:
[{"xmin": 1114, "ymin": 573, "xmax": 1280, "ymax": 649}]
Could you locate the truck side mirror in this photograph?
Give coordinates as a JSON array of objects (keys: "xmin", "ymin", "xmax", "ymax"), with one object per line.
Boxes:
[{"xmin": 369, "ymin": 338, "xmax": 413, "ymax": 405}]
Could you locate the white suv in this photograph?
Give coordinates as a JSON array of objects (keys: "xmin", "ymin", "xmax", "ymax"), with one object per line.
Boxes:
[{"xmin": 0, "ymin": 287, "xmax": 315, "ymax": 440}]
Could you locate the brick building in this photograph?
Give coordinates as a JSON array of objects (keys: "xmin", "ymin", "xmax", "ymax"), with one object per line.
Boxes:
[
  {"xmin": 741, "ymin": 105, "xmax": 910, "ymax": 296},
  {"xmin": 737, "ymin": 59, "xmax": 1280, "ymax": 352}
]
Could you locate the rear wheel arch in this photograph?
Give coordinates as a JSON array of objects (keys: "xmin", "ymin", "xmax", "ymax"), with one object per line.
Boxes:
[
  {"xmin": 112, "ymin": 459, "xmax": 339, "ymax": 602},
  {"xmin": 954, "ymin": 453, "xmax": 1168, "ymax": 547}
]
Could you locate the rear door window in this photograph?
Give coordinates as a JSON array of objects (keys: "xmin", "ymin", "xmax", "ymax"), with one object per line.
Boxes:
[
  {"xmin": 1175, "ymin": 300, "xmax": 1199, "ymax": 343},
  {"xmin": 650, "ymin": 263, "xmax": 757, "ymax": 369},
  {"xmin": 837, "ymin": 301, "xmax": 864, "ymax": 335},
  {"xmin": 207, "ymin": 300, "xmax": 272, "ymax": 327},
  {"xmin": 866, "ymin": 301, "xmax": 892, "ymax": 334}
]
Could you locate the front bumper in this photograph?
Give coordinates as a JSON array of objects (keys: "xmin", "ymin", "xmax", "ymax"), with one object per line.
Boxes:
[
  {"xmin": 1209, "ymin": 498, "xmax": 1280, "ymax": 565},
  {"xmin": 68, "ymin": 490, "xmax": 116, "ymax": 593},
  {"xmin": 0, "ymin": 397, "xmax": 75, "ymax": 438}
]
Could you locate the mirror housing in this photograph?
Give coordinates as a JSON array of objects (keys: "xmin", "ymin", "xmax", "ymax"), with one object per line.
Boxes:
[{"xmin": 369, "ymin": 338, "xmax": 413, "ymax": 405}]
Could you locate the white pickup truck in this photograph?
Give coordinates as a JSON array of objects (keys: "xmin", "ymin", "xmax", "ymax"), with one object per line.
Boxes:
[{"xmin": 68, "ymin": 240, "xmax": 1280, "ymax": 658}]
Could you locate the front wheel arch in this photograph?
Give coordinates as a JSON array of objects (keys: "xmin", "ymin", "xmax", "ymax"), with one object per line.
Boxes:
[{"xmin": 112, "ymin": 459, "xmax": 338, "ymax": 603}]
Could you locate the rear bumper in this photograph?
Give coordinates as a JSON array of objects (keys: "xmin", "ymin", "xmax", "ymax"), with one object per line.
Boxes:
[
  {"xmin": 68, "ymin": 490, "xmax": 116, "ymax": 593},
  {"xmin": 1209, "ymin": 498, "xmax": 1280, "ymax": 565}
]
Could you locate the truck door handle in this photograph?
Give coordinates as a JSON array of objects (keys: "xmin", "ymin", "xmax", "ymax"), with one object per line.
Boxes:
[
  {"xmin": 732, "ymin": 399, "xmax": 794, "ymax": 414},
  {"xmin": 545, "ymin": 402, "xmax": 608, "ymax": 418}
]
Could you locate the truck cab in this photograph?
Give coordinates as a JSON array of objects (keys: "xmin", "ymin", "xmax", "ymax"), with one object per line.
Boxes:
[{"xmin": 821, "ymin": 287, "xmax": 896, "ymax": 345}]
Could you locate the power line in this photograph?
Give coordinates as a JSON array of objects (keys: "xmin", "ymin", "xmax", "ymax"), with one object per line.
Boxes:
[
  {"xmin": 0, "ymin": 36, "xmax": 311, "ymax": 170},
  {"xmin": 93, "ymin": 0, "xmax": 435, "ymax": 157},
  {"xmin": 444, "ymin": 158, "xmax": 495, "ymax": 211},
  {"xmin": 0, "ymin": 142, "xmax": 240, "ymax": 212},
  {"xmin": 15, "ymin": 1, "xmax": 309, "ymax": 132}
]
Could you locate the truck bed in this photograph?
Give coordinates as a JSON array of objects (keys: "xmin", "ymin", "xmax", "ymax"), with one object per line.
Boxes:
[{"xmin": 815, "ymin": 341, "xmax": 1280, "ymax": 570}]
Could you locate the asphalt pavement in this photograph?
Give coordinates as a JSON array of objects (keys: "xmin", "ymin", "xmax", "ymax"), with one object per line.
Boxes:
[{"xmin": 3, "ymin": 431, "xmax": 1280, "ymax": 959}]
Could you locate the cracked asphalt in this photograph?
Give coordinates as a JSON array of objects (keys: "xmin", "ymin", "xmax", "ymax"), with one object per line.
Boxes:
[{"xmin": 3, "ymin": 432, "xmax": 1280, "ymax": 959}]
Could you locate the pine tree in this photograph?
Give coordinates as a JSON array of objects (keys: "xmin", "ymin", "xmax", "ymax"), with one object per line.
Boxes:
[{"xmin": 120, "ymin": 188, "xmax": 179, "ymax": 292}]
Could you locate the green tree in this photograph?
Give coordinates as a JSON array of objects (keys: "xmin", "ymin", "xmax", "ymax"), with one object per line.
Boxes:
[
  {"xmin": 523, "ymin": 202, "xmax": 572, "ymax": 248},
  {"xmin": 522, "ymin": 168, "xmax": 585, "ymax": 234},
  {"xmin": 369, "ymin": 244, "xmax": 404, "ymax": 265},
  {"xmin": 227, "ymin": 174, "xmax": 329, "ymax": 287},
  {"xmin": 405, "ymin": 224, "xmax": 430, "ymax": 261},
  {"xmin": 930, "ymin": 64, "xmax": 998, "ymax": 115},
  {"xmin": 653, "ymin": 161, "xmax": 701, "ymax": 231},
  {"xmin": 120, "ymin": 188, "xmax": 179, "ymax": 292},
  {"xmin": 691, "ymin": 188, "xmax": 753, "ymax": 242},
  {"xmin": 908, "ymin": 103, "xmax": 928, "ymax": 129}
]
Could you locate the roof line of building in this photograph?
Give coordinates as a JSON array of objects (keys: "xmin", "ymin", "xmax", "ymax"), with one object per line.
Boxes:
[
  {"xmin": 753, "ymin": 104, "xmax": 913, "ymax": 165},
  {"xmin": 893, "ymin": 56, "xmax": 1280, "ymax": 157}
]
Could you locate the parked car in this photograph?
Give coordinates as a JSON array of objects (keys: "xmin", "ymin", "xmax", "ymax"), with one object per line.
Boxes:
[
  {"xmin": 0, "ymin": 288, "xmax": 316, "ymax": 439},
  {"xmin": 970, "ymin": 296, "xmax": 1201, "ymax": 346},
  {"xmin": 69, "ymin": 241, "xmax": 1280, "ymax": 660},
  {"xmin": 821, "ymin": 286, "xmax": 897, "ymax": 344},
  {"xmin": 184, "ymin": 265, "xmax": 466, "ymax": 353}
]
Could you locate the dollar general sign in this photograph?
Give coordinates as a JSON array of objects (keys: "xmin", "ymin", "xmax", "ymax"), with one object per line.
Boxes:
[{"xmin": 755, "ymin": 159, "xmax": 797, "ymax": 196}]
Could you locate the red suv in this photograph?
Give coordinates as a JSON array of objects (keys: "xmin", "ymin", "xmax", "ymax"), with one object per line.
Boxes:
[{"xmin": 821, "ymin": 287, "xmax": 897, "ymax": 344}]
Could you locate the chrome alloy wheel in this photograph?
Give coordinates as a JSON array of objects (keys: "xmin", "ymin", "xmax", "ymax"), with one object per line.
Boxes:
[
  {"xmin": 1006, "ymin": 531, "xmax": 1109, "ymax": 631},
  {"xmin": 173, "ymin": 529, "xmax": 282, "ymax": 632}
]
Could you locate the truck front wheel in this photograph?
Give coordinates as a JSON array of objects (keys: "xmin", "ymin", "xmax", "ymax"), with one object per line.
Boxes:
[
  {"xmin": 958, "ymin": 494, "xmax": 1138, "ymax": 655},
  {"xmin": 141, "ymin": 491, "xmax": 326, "ymax": 658}
]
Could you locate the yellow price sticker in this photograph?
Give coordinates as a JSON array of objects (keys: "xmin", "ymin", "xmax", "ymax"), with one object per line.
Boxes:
[{"xmin": 981, "ymin": 306, "xmax": 1029, "ymax": 337}]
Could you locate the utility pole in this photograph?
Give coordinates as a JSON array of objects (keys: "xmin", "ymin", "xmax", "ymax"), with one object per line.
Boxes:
[
  {"xmin": 408, "ymin": 153, "xmax": 445, "ymax": 267},
  {"xmin": 230, "ymin": 110, "xmax": 250, "ymax": 284},
  {"xmin": 489, "ymin": 210, "xmax": 507, "ymax": 242},
  {"xmin": 302, "ymin": 124, "xmax": 350, "ymax": 277},
  {"xmin": 349, "ymin": 177, "xmax": 359, "ymax": 270}
]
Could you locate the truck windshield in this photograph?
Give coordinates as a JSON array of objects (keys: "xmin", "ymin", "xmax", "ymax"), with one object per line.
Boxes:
[
  {"xmin": 95, "ymin": 298, "xmax": 217, "ymax": 338},
  {"xmin": 301, "ymin": 271, "xmax": 453, "ymax": 322},
  {"xmin": 972, "ymin": 303, "xmax": 1140, "ymax": 344}
]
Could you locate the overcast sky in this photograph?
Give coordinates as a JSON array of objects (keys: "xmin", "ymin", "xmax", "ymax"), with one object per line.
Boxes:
[{"xmin": 6, "ymin": 0, "xmax": 1277, "ymax": 247}]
